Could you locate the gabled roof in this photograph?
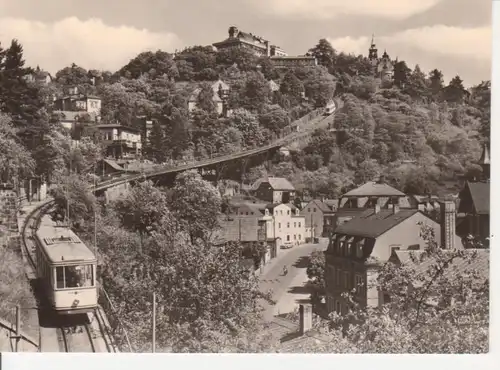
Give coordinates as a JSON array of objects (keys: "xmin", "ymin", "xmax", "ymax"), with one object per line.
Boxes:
[
  {"xmin": 252, "ymin": 177, "xmax": 295, "ymax": 191},
  {"xmin": 334, "ymin": 209, "xmax": 419, "ymax": 238},
  {"xmin": 342, "ymin": 181, "xmax": 405, "ymax": 198},
  {"xmin": 465, "ymin": 181, "xmax": 490, "ymax": 215},
  {"xmin": 303, "ymin": 199, "xmax": 336, "ymax": 213},
  {"xmin": 392, "ymin": 249, "xmax": 489, "ymax": 284}
]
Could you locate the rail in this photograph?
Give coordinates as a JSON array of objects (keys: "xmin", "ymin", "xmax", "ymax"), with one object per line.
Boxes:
[{"xmin": 94, "ymin": 102, "xmax": 339, "ymax": 192}]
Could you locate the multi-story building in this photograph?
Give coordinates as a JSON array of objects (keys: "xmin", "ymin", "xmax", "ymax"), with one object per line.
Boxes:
[
  {"xmin": 213, "ymin": 26, "xmax": 316, "ymax": 68},
  {"xmin": 251, "ymin": 177, "xmax": 296, "ymax": 204},
  {"xmin": 185, "ymin": 80, "xmax": 230, "ymax": 117},
  {"xmin": 53, "ymin": 86, "xmax": 102, "ymax": 130},
  {"xmin": 213, "ymin": 26, "xmax": 288, "ymax": 57},
  {"xmin": 265, "ymin": 203, "xmax": 306, "ymax": 248},
  {"xmin": 97, "ymin": 124, "xmax": 142, "ymax": 159},
  {"xmin": 324, "ymin": 201, "xmax": 463, "ymax": 314},
  {"xmin": 300, "ymin": 199, "xmax": 338, "ymax": 239}
]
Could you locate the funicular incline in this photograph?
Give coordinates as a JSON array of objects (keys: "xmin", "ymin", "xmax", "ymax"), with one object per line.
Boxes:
[{"xmin": 96, "ymin": 101, "xmax": 340, "ymax": 192}]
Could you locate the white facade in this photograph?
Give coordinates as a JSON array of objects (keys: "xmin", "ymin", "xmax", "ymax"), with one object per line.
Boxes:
[{"xmin": 268, "ymin": 203, "xmax": 306, "ymax": 246}]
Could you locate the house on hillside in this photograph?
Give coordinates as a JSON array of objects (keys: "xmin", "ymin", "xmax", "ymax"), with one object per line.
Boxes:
[
  {"xmin": 324, "ymin": 200, "xmax": 463, "ymax": 314},
  {"xmin": 333, "ymin": 179, "xmax": 408, "ymax": 233},
  {"xmin": 176, "ymin": 79, "xmax": 230, "ymax": 117},
  {"xmin": 251, "ymin": 177, "xmax": 296, "ymax": 204},
  {"xmin": 97, "ymin": 124, "xmax": 142, "ymax": 159},
  {"xmin": 300, "ymin": 199, "xmax": 338, "ymax": 239}
]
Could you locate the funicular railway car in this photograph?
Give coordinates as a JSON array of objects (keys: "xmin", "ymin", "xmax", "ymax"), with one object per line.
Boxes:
[{"xmin": 35, "ymin": 216, "xmax": 98, "ymax": 315}]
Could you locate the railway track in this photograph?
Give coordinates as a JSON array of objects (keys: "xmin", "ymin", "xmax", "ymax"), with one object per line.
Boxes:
[{"xmin": 57, "ymin": 314, "xmax": 96, "ymax": 352}]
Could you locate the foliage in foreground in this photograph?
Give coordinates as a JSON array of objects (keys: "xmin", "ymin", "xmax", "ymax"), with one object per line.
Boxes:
[{"xmin": 298, "ymin": 225, "xmax": 488, "ymax": 353}]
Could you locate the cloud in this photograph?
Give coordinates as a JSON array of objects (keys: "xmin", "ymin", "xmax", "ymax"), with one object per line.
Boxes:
[
  {"xmin": 0, "ymin": 16, "xmax": 183, "ymax": 73},
  {"xmin": 251, "ymin": 0, "xmax": 441, "ymax": 20},
  {"xmin": 328, "ymin": 25, "xmax": 491, "ymax": 85}
]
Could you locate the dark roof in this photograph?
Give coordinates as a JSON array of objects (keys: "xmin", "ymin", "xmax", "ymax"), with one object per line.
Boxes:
[
  {"xmin": 102, "ymin": 159, "xmax": 124, "ymax": 171},
  {"xmin": 393, "ymin": 249, "xmax": 489, "ymax": 284},
  {"xmin": 342, "ymin": 181, "xmax": 405, "ymax": 198},
  {"xmin": 334, "ymin": 209, "xmax": 419, "ymax": 238},
  {"xmin": 96, "ymin": 124, "xmax": 141, "ymax": 133},
  {"xmin": 466, "ymin": 181, "xmax": 490, "ymax": 215},
  {"xmin": 252, "ymin": 177, "xmax": 295, "ymax": 191}
]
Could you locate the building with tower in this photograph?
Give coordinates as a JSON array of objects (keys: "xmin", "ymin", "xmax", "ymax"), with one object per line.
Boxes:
[
  {"xmin": 456, "ymin": 143, "xmax": 490, "ymax": 246},
  {"xmin": 368, "ymin": 35, "xmax": 394, "ymax": 80}
]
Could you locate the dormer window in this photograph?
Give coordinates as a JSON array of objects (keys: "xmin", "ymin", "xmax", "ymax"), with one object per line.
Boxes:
[{"xmin": 356, "ymin": 238, "xmax": 365, "ymax": 258}]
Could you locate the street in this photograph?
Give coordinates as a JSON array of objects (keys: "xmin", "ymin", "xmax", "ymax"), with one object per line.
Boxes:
[{"xmin": 259, "ymin": 239, "xmax": 328, "ymax": 322}]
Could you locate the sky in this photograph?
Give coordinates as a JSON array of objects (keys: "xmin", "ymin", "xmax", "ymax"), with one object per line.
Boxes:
[{"xmin": 0, "ymin": 0, "xmax": 492, "ymax": 87}]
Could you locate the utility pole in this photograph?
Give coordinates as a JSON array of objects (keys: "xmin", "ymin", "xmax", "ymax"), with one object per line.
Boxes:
[
  {"xmin": 14, "ymin": 305, "xmax": 21, "ymax": 352},
  {"xmin": 152, "ymin": 292, "xmax": 156, "ymax": 353}
]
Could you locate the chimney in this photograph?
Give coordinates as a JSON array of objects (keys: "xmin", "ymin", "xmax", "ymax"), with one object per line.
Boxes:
[
  {"xmin": 299, "ymin": 303, "xmax": 312, "ymax": 335},
  {"xmin": 392, "ymin": 204, "xmax": 400, "ymax": 214},
  {"xmin": 439, "ymin": 200, "xmax": 456, "ymax": 250},
  {"xmin": 374, "ymin": 204, "xmax": 381, "ymax": 214}
]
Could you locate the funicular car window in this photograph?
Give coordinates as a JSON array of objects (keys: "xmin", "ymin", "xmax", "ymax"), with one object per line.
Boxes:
[{"xmin": 57, "ymin": 265, "xmax": 94, "ymax": 288}]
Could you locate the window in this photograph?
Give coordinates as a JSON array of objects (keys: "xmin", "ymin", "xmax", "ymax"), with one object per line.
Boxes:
[
  {"xmin": 278, "ymin": 222, "xmax": 281, "ymax": 229},
  {"xmin": 298, "ymin": 222, "xmax": 301, "ymax": 227},
  {"xmin": 246, "ymin": 212, "xmax": 249, "ymax": 215},
  {"xmin": 308, "ymin": 208, "xmax": 310, "ymax": 212},
  {"xmin": 325, "ymin": 218, "xmax": 330, "ymax": 225},
  {"xmin": 287, "ymin": 235, "xmax": 290, "ymax": 241},
  {"xmin": 55, "ymin": 265, "xmax": 94, "ymax": 289},
  {"xmin": 346, "ymin": 238, "xmax": 353, "ymax": 256},
  {"xmin": 294, "ymin": 222, "xmax": 296, "ymax": 228},
  {"xmin": 356, "ymin": 239, "xmax": 365, "ymax": 258},
  {"xmin": 298, "ymin": 234, "xmax": 301, "ymax": 240},
  {"xmin": 336, "ymin": 301, "xmax": 341, "ymax": 314},
  {"xmin": 287, "ymin": 210, "xmax": 290, "ymax": 215},
  {"xmin": 355, "ymin": 274, "xmax": 363, "ymax": 295},
  {"xmin": 294, "ymin": 234, "xmax": 296, "ymax": 240},
  {"xmin": 313, "ymin": 208, "xmax": 316, "ymax": 212},
  {"xmin": 280, "ymin": 210, "xmax": 283, "ymax": 215},
  {"xmin": 390, "ymin": 245, "xmax": 401, "ymax": 255},
  {"xmin": 343, "ymin": 271, "xmax": 349, "ymax": 289},
  {"xmin": 287, "ymin": 222, "xmax": 290, "ymax": 228},
  {"xmin": 56, "ymin": 266, "xmax": 64, "ymax": 289}
]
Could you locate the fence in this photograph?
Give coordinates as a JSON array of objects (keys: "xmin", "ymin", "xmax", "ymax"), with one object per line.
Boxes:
[{"xmin": 97, "ymin": 284, "xmax": 133, "ymax": 352}]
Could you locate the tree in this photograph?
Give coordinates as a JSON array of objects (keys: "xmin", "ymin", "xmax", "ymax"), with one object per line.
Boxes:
[
  {"xmin": 55, "ymin": 63, "xmax": 92, "ymax": 86},
  {"xmin": 309, "ymin": 39, "xmax": 336, "ymax": 70},
  {"xmin": 307, "ymin": 250, "xmax": 326, "ymax": 301},
  {"xmin": 230, "ymin": 108, "xmax": 265, "ymax": 148},
  {"xmin": 302, "ymin": 66, "xmax": 336, "ymax": 108},
  {"xmin": 429, "ymin": 69, "xmax": 444, "ymax": 99},
  {"xmin": 289, "ymin": 225, "xmax": 488, "ymax": 353},
  {"xmin": 279, "ymin": 71, "xmax": 304, "ymax": 105},
  {"xmin": 241, "ymin": 72, "xmax": 271, "ymax": 111},
  {"xmin": 168, "ymin": 170, "xmax": 222, "ymax": 243},
  {"xmin": 112, "ymin": 181, "xmax": 169, "ymax": 249},
  {"xmin": 0, "ymin": 113, "xmax": 35, "ymax": 182},
  {"xmin": 49, "ymin": 174, "xmax": 97, "ymax": 228},
  {"xmin": 147, "ymin": 121, "xmax": 166, "ymax": 162},
  {"xmin": 443, "ymin": 75, "xmax": 466, "ymax": 103},
  {"xmin": 404, "ymin": 65, "xmax": 429, "ymax": 100},
  {"xmin": 258, "ymin": 104, "xmax": 290, "ymax": 134},
  {"xmin": 393, "ymin": 61, "xmax": 411, "ymax": 88},
  {"xmin": 117, "ymin": 50, "xmax": 179, "ymax": 80}
]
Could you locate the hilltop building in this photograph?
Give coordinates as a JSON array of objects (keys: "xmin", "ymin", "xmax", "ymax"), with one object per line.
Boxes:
[
  {"xmin": 368, "ymin": 35, "xmax": 394, "ymax": 80},
  {"xmin": 212, "ymin": 26, "xmax": 317, "ymax": 68}
]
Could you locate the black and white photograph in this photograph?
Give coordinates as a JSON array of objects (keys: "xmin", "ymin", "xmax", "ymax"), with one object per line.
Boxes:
[{"xmin": 0, "ymin": 0, "xmax": 494, "ymax": 365}]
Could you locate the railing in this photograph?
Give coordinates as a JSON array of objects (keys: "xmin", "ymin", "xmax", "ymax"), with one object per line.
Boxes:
[
  {"xmin": 95, "ymin": 102, "xmax": 339, "ymax": 191},
  {"xmin": 97, "ymin": 284, "xmax": 133, "ymax": 352}
]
